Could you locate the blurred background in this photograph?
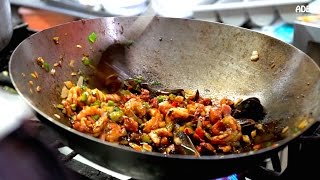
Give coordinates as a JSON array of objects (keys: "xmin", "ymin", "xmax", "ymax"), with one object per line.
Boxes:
[{"xmin": 9, "ymin": 0, "xmax": 320, "ymax": 44}]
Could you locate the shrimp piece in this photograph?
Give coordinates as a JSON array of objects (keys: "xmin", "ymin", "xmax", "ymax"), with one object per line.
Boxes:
[
  {"xmin": 92, "ymin": 113, "xmax": 108, "ymax": 135},
  {"xmin": 139, "ymin": 89, "xmax": 150, "ymax": 101},
  {"xmin": 187, "ymin": 103, "xmax": 198, "ymax": 115},
  {"xmin": 221, "ymin": 104, "xmax": 232, "ymax": 117},
  {"xmin": 219, "ymin": 145, "xmax": 232, "ymax": 153},
  {"xmin": 148, "ymin": 128, "xmax": 172, "ymax": 145},
  {"xmin": 124, "ymin": 98, "xmax": 147, "ymax": 118},
  {"xmin": 221, "ymin": 115, "xmax": 241, "ymax": 131},
  {"xmin": 220, "ymin": 97, "xmax": 234, "ymax": 106},
  {"xmin": 210, "ymin": 116, "xmax": 242, "ymax": 145},
  {"xmin": 143, "ymin": 108, "xmax": 163, "ymax": 133},
  {"xmin": 165, "ymin": 107, "xmax": 189, "ymax": 123},
  {"xmin": 92, "ymin": 88, "xmax": 121, "ymax": 102},
  {"xmin": 123, "ymin": 116, "xmax": 139, "ymax": 132},
  {"xmin": 61, "ymin": 100, "xmax": 75, "ymax": 117},
  {"xmin": 72, "ymin": 106, "xmax": 108, "ymax": 136},
  {"xmin": 103, "ymin": 122, "xmax": 125, "ymax": 142},
  {"xmin": 105, "ymin": 94, "xmax": 121, "ymax": 102},
  {"xmin": 66, "ymin": 86, "xmax": 81, "ymax": 105},
  {"xmin": 209, "ymin": 107, "xmax": 222, "ymax": 124},
  {"xmin": 158, "ymin": 101, "xmax": 173, "ymax": 116},
  {"xmin": 76, "ymin": 106, "xmax": 103, "ymax": 120}
]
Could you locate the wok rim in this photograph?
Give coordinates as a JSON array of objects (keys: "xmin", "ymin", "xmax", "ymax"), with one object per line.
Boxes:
[{"xmin": 9, "ymin": 16, "xmax": 320, "ymax": 161}]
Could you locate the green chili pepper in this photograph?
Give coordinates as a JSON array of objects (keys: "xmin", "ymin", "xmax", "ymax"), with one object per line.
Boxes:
[
  {"xmin": 82, "ymin": 56, "xmax": 91, "ymax": 66},
  {"xmin": 71, "ymin": 104, "xmax": 77, "ymax": 111},
  {"xmin": 109, "ymin": 110, "xmax": 123, "ymax": 122},
  {"xmin": 205, "ymin": 132, "xmax": 212, "ymax": 140},
  {"xmin": 88, "ymin": 32, "xmax": 97, "ymax": 43},
  {"xmin": 157, "ymin": 95, "xmax": 167, "ymax": 103},
  {"xmin": 143, "ymin": 102, "xmax": 150, "ymax": 109},
  {"xmin": 107, "ymin": 100, "xmax": 115, "ymax": 106},
  {"xmin": 80, "ymin": 92, "xmax": 88, "ymax": 102},
  {"xmin": 91, "ymin": 100, "xmax": 101, "ymax": 107},
  {"xmin": 43, "ymin": 62, "xmax": 50, "ymax": 72},
  {"xmin": 56, "ymin": 104, "xmax": 64, "ymax": 109},
  {"xmin": 151, "ymin": 81, "xmax": 161, "ymax": 85},
  {"xmin": 141, "ymin": 134, "xmax": 152, "ymax": 143},
  {"xmin": 92, "ymin": 114, "xmax": 100, "ymax": 121}
]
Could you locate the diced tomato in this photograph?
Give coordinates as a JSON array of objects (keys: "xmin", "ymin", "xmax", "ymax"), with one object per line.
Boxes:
[
  {"xmin": 221, "ymin": 104, "xmax": 232, "ymax": 116},
  {"xmin": 202, "ymin": 120, "xmax": 210, "ymax": 127},
  {"xmin": 184, "ymin": 127, "xmax": 194, "ymax": 135},
  {"xmin": 195, "ymin": 127, "xmax": 205, "ymax": 139},
  {"xmin": 171, "ymin": 101, "xmax": 178, "ymax": 107}
]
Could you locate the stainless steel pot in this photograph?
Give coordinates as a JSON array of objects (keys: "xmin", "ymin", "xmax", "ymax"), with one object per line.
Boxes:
[{"xmin": 0, "ymin": 0, "xmax": 13, "ymax": 51}]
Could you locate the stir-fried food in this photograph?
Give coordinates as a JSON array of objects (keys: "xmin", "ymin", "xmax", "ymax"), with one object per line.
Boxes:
[{"xmin": 58, "ymin": 78, "xmax": 280, "ymax": 156}]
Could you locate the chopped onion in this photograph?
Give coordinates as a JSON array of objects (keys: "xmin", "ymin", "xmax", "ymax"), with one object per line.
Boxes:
[
  {"xmin": 77, "ymin": 76, "xmax": 84, "ymax": 87},
  {"xmin": 60, "ymin": 86, "xmax": 69, "ymax": 98}
]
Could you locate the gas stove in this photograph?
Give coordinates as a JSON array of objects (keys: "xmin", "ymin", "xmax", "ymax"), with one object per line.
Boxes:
[{"xmin": 0, "ymin": 23, "xmax": 320, "ymax": 180}]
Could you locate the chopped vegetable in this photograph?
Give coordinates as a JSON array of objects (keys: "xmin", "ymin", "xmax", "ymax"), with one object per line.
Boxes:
[
  {"xmin": 31, "ymin": 72, "xmax": 38, "ymax": 79},
  {"xmin": 91, "ymin": 100, "xmax": 101, "ymax": 107},
  {"xmin": 141, "ymin": 134, "xmax": 152, "ymax": 143},
  {"xmin": 120, "ymin": 40, "xmax": 134, "ymax": 47},
  {"xmin": 60, "ymin": 86, "xmax": 69, "ymax": 98},
  {"xmin": 69, "ymin": 59, "xmax": 75, "ymax": 67},
  {"xmin": 54, "ymin": 114, "xmax": 61, "ymax": 119},
  {"xmin": 64, "ymin": 81, "xmax": 73, "ymax": 89},
  {"xmin": 242, "ymin": 135, "xmax": 251, "ymax": 144},
  {"xmin": 77, "ymin": 76, "xmax": 84, "ymax": 87},
  {"xmin": 71, "ymin": 104, "xmax": 77, "ymax": 111},
  {"xmin": 53, "ymin": 37, "xmax": 59, "ymax": 44},
  {"xmin": 107, "ymin": 100, "xmax": 115, "ymax": 106},
  {"xmin": 76, "ymin": 44, "xmax": 82, "ymax": 48},
  {"xmin": 36, "ymin": 86, "xmax": 41, "ymax": 92},
  {"xmin": 82, "ymin": 56, "xmax": 91, "ymax": 66},
  {"xmin": 80, "ymin": 92, "xmax": 88, "ymax": 102},
  {"xmin": 92, "ymin": 114, "xmax": 100, "ymax": 121},
  {"xmin": 50, "ymin": 69, "xmax": 56, "ymax": 75},
  {"xmin": 43, "ymin": 62, "xmax": 50, "ymax": 72},
  {"xmin": 151, "ymin": 81, "xmax": 161, "ymax": 85},
  {"xmin": 109, "ymin": 110, "xmax": 124, "ymax": 122},
  {"xmin": 250, "ymin": 50, "xmax": 259, "ymax": 61},
  {"xmin": 88, "ymin": 32, "xmax": 97, "ymax": 43},
  {"xmin": 56, "ymin": 104, "xmax": 64, "ymax": 109},
  {"xmin": 36, "ymin": 57, "xmax": 50, "ymax": 72},
  {"xmin": 157, "ymin": 95, "xmax": 167, "ymax": 103},
  {"xmin": 142, "ymin": 143, "xmax": 152, "ymax": 152},
  {"xmin": 297, "ymin": 119, "xmax": 308, "ymax": 130}
]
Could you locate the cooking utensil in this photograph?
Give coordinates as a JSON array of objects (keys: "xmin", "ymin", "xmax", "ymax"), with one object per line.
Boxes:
[
  {"xmin": 96, "ymin": 14, "xmax": 154, "ymax": 92},
  {"xmin": 0, "ymin": 0, "xmax": 13, "ymax": 51},
  {"xmin": 96, "ymin": 6, "xmax": 156, "ymax": 92},
  {"xmin": 9, "ymin": 17, "xmax": 320, "ymax": 179}
]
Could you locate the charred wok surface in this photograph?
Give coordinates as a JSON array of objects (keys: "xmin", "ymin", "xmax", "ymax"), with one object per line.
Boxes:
[{"xmin": 57, "ymin": 78, "xmax": 283, "ymax": 156}]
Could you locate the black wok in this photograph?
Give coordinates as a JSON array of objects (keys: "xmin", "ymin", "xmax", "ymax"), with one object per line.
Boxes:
[{"xmin": 9, "ymin": 17, "xmax": 320, "ymax": 179}]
